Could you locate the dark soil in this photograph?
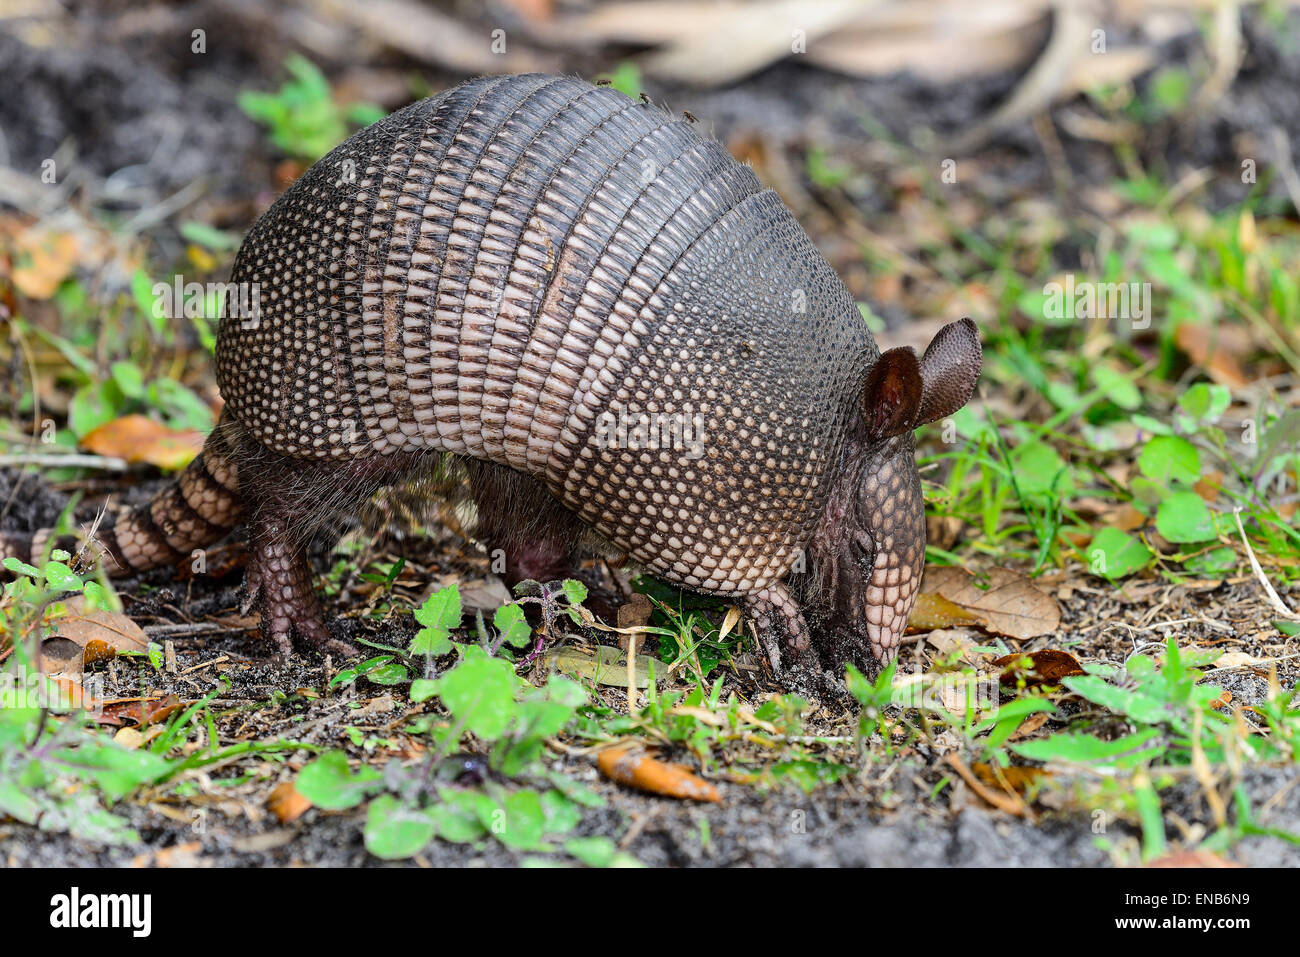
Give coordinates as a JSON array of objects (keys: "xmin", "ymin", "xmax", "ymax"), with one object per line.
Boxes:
[{"xmin": 3, "ymin": 466, "xmax": 1299, "ymax": 868}]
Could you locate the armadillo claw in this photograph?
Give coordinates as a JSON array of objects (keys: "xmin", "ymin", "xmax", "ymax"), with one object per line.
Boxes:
[{"xmin": 746, "ymin": 581, "xmax": 812, "ymax": 675}]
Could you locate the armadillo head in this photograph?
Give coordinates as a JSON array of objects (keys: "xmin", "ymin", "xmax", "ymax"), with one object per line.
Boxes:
[{"xmin": 807, "ymin": 317, "xmax": 982, "ymax": 675}]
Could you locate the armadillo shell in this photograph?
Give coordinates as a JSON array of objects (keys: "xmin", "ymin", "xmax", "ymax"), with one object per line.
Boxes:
[{"xmin": 216, "ymin": 74, "xmax": 876, "ymax": 594}]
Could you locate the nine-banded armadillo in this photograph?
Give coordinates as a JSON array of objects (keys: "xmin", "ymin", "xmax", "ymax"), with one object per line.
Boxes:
[{"xmin": 2, "ymin": 73, "xmax": 981, "ymax": 677}]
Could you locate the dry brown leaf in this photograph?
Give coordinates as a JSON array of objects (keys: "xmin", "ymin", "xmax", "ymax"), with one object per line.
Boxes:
[
  {"xmin": 10, "ymin": 228, "xmax": 78, "ymax": 299},
  {"xmin": 141, "ymin": 694, "xmax": 184, "ymax": 728},
  {"xmin": 908, "ymin": 592, "xmax": 984, "ymax": 630},
  {"xmin": 582, "ymin": 0, "xmax": 866, "ymax": 86},
  {"xmin": 926, "ymin": 514, "xmax": 965, "ymax": 551},
  {"xmin": 1146, "ymin": 850, "xmax": 1241, "ymax": 868},
  {"xmin": 1174, "ymin": 322, "xmax": 1251, "ymax": 387},
  {"xmin": 268, "ymin": 781, "xmax": 312, "ymax": 824},
  {"xmin": 943, "ymin": 753, "xmax": 1027, "ymax": 816},
  {"xmin": 499, "ymin": 0, "xmax": 554, "ymax": 21},
  {"xmin": 617, "ymin": 593, "xmax": 653, "ymax": 631},
  {"xmin": 80, "ymin": 414, "xmax": 205, "ymax": 470},
  {"xmin": 318, "ymin": 0, "xmax": 552, "ymax": 75},
  {"xmin": 972, "ymin": 761, "xmax": 1050, "ymax": 795},
  {"xmin": 457, "ymin": 578, "xmax": 514, "ymax": 612},
  {"xmin": 597, "ymin": 746, "xmax": 720, "ymax": 802},
  {"xmin": 810, "ymin": 9, "xmax": 1047, "ymax": 83},
  {"xmin": 113, "ymin": 726, "xmax": 145, "ymax": 749},
  {"xmin": 1009, "ymin": 710, "xmax": 1052, "ymax": 740},
  {"xmin": 547, "ymin": 645, "xmax": 656, "ymax": 688},
  {"xmin": 49, "ymin": 597, "xmax": 149, "ymax": 659},
  {"xmin": 921, "ymin": 567, "xmax": 1062, "ymax": 640},
  {"xmin": 1193, "ymin": 470, "xmax": 1224, "ymax": 503},
  {"xmin": 993, "ymin": 649, "xmax": 1085, "ymax": 686},
  {"xmin": 1213, "ymin": 651, "xmax": 1259, "ymax": 670},
  {"xmin": 112, "ymin": 724, "xmax": 162, "ymax": 748},
  {"xmin": 152, "ymin": 842, "xmax": 204, "ymax": 868},
  {"xmin": 926, "ymin": 627, "xmax": 979, "ymax": 658},
  {"xmin": 38, "ymin": 636, "xmax": 85, "ymax": 674},
  {"xmin": 1074, "ymin": 498, "xmax": 1147, "ymax": 532}
]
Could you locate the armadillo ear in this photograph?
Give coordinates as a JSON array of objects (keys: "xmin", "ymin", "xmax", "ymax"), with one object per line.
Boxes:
[
  {"xmin": 860, "ymin": 346, "xmax": 923, "ymax": 441},
  {"xmin": 916, "ymin": 317, "xmax": 982, "ymax": 426}
]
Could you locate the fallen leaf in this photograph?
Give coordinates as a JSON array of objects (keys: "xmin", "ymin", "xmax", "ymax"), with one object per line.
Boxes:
[
  {"xmin": 617, "ymin": 593, "xmax": 653, "ymax": 630},
  {"xmin": 616, "ymin": 592, "xmax": 654, "ymax": 651},
  {"xmin": 972, "ymin": 762, "xmax": 1050, "ymax": 795},
  {"xmin": 994, "ymin": 649, "xmax": 1085, "ymax": 686},
  {"xmin": 457, "ymin": 578, "xmax": 514, "ymax": 611},
  {"xmin": 921, "ymin": 567, "xmax": 1062, "ymax": 640},
  {"xmin": 810, "ymin": 11, "xmax": 1047, "ymax": 83},
  {"xmin": 39, "ymin": 636, "xmax": 85, "ymax": 674},
  {"xmin": 578, "ymin": 0, "xmax": 866, "ymax": 86},
  {"xmin": 547, "ymin": 644, "xmax": 656, "ymax": 688},
  {"xmin": 351, "ymin": 694, "xmax": 396, "ymax": 716},
  {"xmin": 48, "ymin": 597, "xmax": 149, "ymax": 661},
  {"xmin": 80, "ymin": 414, "xmax": 205, "ymax": 470},
  {"xmin": 909, "ymin": 592, "xmax": 984, "ymax": 630},
  {"xmin": 943, "ymin": 753, "xmax": 1027, "ymax": 816},
  {"xmin": 153, "ymin": 842, "xmax": 204, "ymax": 867},
  {"xmin": 1174, "ymin": 322, "xmax": 1250, "ymax": 387},
  {"xmin": 926, "ymin": 514, "xmax": 965, "ymax": 550},
  {"xmin": 268, "ymin": 781, "xmax": 312, "ymax": 824},
  {"xmin": 1146, "ymin": 850, "xmax": 1241, "ymax": 868},
  {"xmin": 926, "ymin": 627, "xmax": 979, "ymax": 658},
  {"xmin": 597, "ymin": 746, "xmax": 720, "ymax": 802},
  {"xmin": 1213, "ymin": 651, "xmax": 1259, "ymax": 670},
  {"xmin": 113, "ymin": 726, "xmax": 145, "ymax": 749},
  {"xmin": 1009, "ymin": 710, "xmax": 1052, "ymax": 740},
  {"xmin": 890, "ymin": 668, "xmax": 997, "ymax": 715},
  {"xmin": 139, "ymin": 694, "xmax": 185, "ymax": 728},
  {"xmin": 11, "ymin": 228, "xmax": 78, "ymax": 299}
]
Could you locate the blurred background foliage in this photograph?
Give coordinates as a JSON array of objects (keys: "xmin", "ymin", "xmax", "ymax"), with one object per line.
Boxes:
[{"xmin": 0, "ymin": 0, "xmax": 1298, "ymax": 587}]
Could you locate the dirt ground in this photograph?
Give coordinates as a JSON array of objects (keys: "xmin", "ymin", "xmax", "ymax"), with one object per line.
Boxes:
[{"xmin": 3, "ymin": 465, "xmax": 1299, "ymax": 868}]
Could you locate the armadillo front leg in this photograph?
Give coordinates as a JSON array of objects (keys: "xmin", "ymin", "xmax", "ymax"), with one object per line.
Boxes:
[{"xmin": 746, "ymin": 581, "xmax": 812, "ymax": 675}]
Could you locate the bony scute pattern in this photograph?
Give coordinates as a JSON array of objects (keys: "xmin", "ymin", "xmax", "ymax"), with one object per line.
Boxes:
[{"xmin": 4, "ymin": 74, "xmax": 982, "ymax": 680}]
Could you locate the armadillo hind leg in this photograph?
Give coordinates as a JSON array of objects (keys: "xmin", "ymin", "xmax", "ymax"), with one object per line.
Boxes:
[
  {"xmin": 745, "ymin": 581, "xmax": 812, "ymax": 676},
  {"xmin": 245, "ymin": 510, "xmax": 356, "ymax": 658},
  {"xmin": 233, "ymin": 434, "xmax": 425, "ymax": 656},
  {"xmin": 466, "ymin": 460, "xmax": 621, "ymax": 623}
]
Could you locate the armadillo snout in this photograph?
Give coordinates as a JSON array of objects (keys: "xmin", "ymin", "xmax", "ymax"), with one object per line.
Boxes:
[{"xmin": 858, "ymin": 439, "xmax": 926, "ymax": 664}]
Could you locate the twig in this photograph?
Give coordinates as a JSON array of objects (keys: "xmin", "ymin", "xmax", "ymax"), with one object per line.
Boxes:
[
  {"xmin": 1204, "ymin": 651, "xmax": 1300, "ymax": 675},
  {"xmin": 0, "ymin": 453, "xmax": 128, "ymax": 471},
  {"xmin": 143, "ymin": 623, "xmax": 229, "ymax": 638},
  {"xmin": 1234, "ymin": 508, "xmax": 1299, "ymax": 620},
  {"xmin": 1271, "ymin": 125, "xmax": 1300, "ymax": 218},
  {"xmin": 943, "ymin": 752, "xmax": 1028, "ymax": 817}
]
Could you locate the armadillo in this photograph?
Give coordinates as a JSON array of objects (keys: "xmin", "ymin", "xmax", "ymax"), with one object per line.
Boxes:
[{"xmin": 2, "ymin": 74, "xmax": 981, "ymax": 676}]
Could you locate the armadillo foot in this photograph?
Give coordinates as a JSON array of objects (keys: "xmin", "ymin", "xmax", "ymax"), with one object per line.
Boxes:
[
  {"xmin": 247, "ymin": 518, "xmax": 358, "ymax": 659},
  {"xmin": 746, "ymin": 581, "xmax": 812, "ymax": 675}
]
